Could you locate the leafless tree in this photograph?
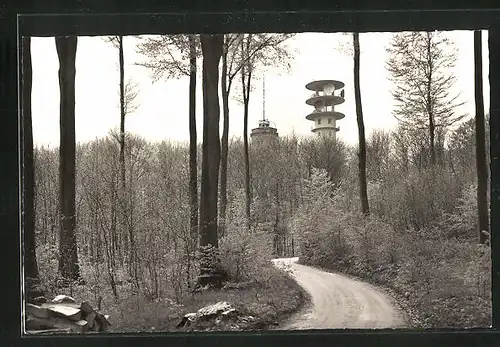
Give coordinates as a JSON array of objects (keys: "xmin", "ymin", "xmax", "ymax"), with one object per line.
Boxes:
[
  {"xmin": 386, "ymin": 31, "xmax": 465, "ymax": 166},
  {"xmin": 233, "ymin": 34, "xmax": 295, "ymax": 228},
  {"xmin": 55, "ymin": 36, "xmax": 82, "ymax": 283},
  {"xmin": 473, "ymin": 30, "xmax": 489, "ymax": 244},
  {"xmin": 240, "ymin": 35, "xmax": 253, "ymax": 228},
  {"xmin": 22, "ymin": 36, "xmax": 42, "ymax": 299},
  {"xmin": 353, "ymin": 33, "xmax": 369, "ymax": 215},
  {"xmin": 219, "ymin": 33, "xmax": 293, "ymax": 234},
  {"xmin": 198, "ymin": 34, "xmax": 224, "ymax": 286},
  {"xmin": 136, "ymin": 34, "xmax": 200, "ymax": 245}
]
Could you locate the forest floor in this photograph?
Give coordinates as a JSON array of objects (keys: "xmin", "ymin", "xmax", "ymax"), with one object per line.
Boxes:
[
  {"xmin": 273, "ymin": 258, "xmax": 406, "ymax": 329},
  {"xmin": 56, "ymin": 266, "xmax": 308, "ymax": 332}
]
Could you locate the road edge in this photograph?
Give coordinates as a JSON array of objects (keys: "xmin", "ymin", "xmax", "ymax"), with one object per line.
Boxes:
[{"xmin": 295, "ymin": 258, "xmax": 422, "ymax": 328}]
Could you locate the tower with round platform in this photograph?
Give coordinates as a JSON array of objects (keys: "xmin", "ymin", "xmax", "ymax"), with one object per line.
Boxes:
[
  {"xmin": 250, "ymin": 118, "xmax": 278, "ymax": 140},
  {"xmin": 251, "ymin": 78, "xmax": 278, "ymax": 144},
  {"xmin": 305, "ymin": 80, "xmax": 345, "ymax": 140}
]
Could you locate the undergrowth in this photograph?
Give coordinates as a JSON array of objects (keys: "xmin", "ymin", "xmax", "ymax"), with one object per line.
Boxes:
[
  {"xmin": 35, "ymin": 200, "xmax": 307, "ymax": 333},
  {"xmin": 291, "ymin": 168, "xmax": 491, "ymax": 329}
]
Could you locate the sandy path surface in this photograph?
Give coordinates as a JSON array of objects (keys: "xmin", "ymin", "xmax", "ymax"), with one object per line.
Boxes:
[{"xmin": 272, "ymin": 257, "xmax": 406, "ymax": 330}]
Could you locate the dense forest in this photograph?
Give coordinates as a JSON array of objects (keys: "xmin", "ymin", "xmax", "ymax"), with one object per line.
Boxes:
[{"xmin": 23, "ymin": 31, "xmax": 491, "ymax": 331}]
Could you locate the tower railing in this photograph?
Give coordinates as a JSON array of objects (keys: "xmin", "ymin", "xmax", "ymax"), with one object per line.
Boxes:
[
  {"xmin": 309, "ymin": 90, "xmax": 343, "ymax": 98},
  {"xmin": 311, "ymin": 106, "xmax": 336, "ymax": 113},
  {"xmin": 311, "ymin": 126, "xmax": 340, "ymax": 131}
]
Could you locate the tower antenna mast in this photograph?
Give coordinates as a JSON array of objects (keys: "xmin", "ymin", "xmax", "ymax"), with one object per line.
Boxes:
[
  {"xmin": 262, "ymin": 76, "xmax": 266, "ymax": 121},
  {"xmin": 251, "ymin": 74, "xmax": 278, "ymax": 140}
]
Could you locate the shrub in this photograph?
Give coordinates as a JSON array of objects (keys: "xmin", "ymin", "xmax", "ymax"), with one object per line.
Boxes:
[
  {"xmin": 219, "ymin": 190, "xmax": 275, "ymax": 284},
  {"xmin": 220, "ymin": 223, "xmax": 274, "ymax": 283},
  {"xmin": 292, "ymin": 164, "xmax": 491, "ymax": 328},
  {"xmin": 369, "ymin": 166, "xmax": 463, "ymax": 231},
  {"xmin": 296, "ymin": 207, "xmax": 491, "ymax": 327},
  {"xmin": 438, "ymin": 182, "xmax": 491, "ymax": 242},
  {"xmin": 35, "ymin": 243, "xmax": 60, "ymax": 295}
]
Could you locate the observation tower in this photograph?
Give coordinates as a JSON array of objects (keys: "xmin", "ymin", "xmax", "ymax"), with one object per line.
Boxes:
[
  {"xmin": 251, "ymin": 78, "xmax": 278, "ymax": 143},
  {"xmin": 305, "ymin": 80, "xmax": 345, "ymax": 140},
  {"xmin": 250, "ymin": 118, "xmax": 278, "ymax": 140}
]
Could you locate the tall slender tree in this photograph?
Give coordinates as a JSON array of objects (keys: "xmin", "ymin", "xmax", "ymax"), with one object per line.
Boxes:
[
  {"xmin": 199, "ymin": 34, "xmax": 223, "ymax": 250},
  {"xmin": 107, "ymin": 36, "xmax": 140, "ymax": 280},
  {"xmin": 233, "ymin": 33, "xmax": 295, "ymax": 229},
  {"xmin": 241, "ymin": 34, "xmax": 253, "ymax": 227},
  {"xmin": 474, "ymin": 30, "xmax": 489, "ymax": 244},
  {"xmin": 118, "ymin": 36, "xmax": 126, "ymax": 191},
  {"xmin": 219, "ymin": 36, "xmax": 231, "ymax": 238},
  {"xmin": 386, "ymin": 31, "xmax": 464, "ymax": 166},
  {"xmin": 137, "ymin": 34, "xmax": 292, "ymax": 236},
  {"xmin": 219, "ymin": 34, "xmax": 294, "ymax": 235},
  {"xmin": 116, "ymin": 36, "xmax": 127, "ymax": 279},
  {"xmin": 198, "ymin": 34, "xmax": 224, "ymax": 287},
  {"xmin": 188, "ymin": 35, "xmax": 198, "ymax": 241},
  {"xmin": 104, "ymin": 36, "xmax": 127, "ymax": 193},
  {"xmin": 136, "ymin": 34, "xmax": 200, "ymax": 241},
  {"xmin": 353, "ymin": 33, "xmax": 369, "ymax": 215},
  {"xmin": 55, "ymin": 36, "xmax": 82, "ymax": 283},
  {"xmin": 219, "ymin": 34, "xmax": 242, "ymax": 237},
  {"xmin": 22, "ymin": 37, "xmax": 42, "ymax": 299},
  {"xmin": 105, "ymin": 36, "xmax": 127, "ymax": 188}
]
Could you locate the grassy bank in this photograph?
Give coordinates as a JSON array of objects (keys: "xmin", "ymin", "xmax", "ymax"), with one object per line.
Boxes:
[
  {"xmin": 295, "ymin": 215, "xmax": 491, "ymax": 328},
  {"xmin": 35, "ymin": 265, "xmax": 306, "ymax": 332},
  {"xmin": 292, "ymin": 169, "xmax": 491, "ymax": 329}
]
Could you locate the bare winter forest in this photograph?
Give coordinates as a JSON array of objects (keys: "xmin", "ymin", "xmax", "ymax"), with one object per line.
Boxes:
[{"xmin": 22, "ymin": 31, "xmax": 491, "ymax": 333}]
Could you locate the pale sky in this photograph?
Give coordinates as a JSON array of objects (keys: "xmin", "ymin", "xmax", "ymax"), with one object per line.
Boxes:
[{"xmin": 30, "ymin": 31, "xmax": 490, "ymax": 148}]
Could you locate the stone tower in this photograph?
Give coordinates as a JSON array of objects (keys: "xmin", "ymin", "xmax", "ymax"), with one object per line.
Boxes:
[{"xmin": 251, "ymin": 77, "xmax": 278, "ymax": 144}]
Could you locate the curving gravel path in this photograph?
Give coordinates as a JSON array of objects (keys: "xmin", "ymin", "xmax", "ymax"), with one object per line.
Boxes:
[{"xmin": 272, "ymin": 257, "xmax": 406, "ymax": 330}]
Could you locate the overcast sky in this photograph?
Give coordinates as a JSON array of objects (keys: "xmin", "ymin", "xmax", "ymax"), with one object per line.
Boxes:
[{"xmin": 30, "ymin": 31, "xmax": 490, "ymax": 148}]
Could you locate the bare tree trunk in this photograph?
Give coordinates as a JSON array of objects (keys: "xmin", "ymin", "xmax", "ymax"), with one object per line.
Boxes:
[
  {"xmin": 474, "ymin": 30, "xmax": 489, "ymax": 244},
  {"xmin": 429, "ymin": 110, "xmax": 436, "ymax": 166},
  {"xmin": 489, "ymin": 29, "xmax": 500, "ymax": 327},
  {"xmin": 353, "ymin": 33, "xmax": 369, "ymax": 215},
  {"xmin": 56, "ymin": 36, "xmax": 82, "ymax": 283},
  {"xmin": 199, "ymin": 34, "xmax": 223, "ymax": 249},
  {"xmin": 426, "ymin": 32, "xmax": 436, "ymax": 167},
  {"xmin": 188, "ymin": 35, "xmax": 198, "ymax": 241},
  {"xmin": 273, "ymin": 181, "xmax": 281, "ymax": 256},
  {"xmin": 241, "ymin": 35, "xmax": 252, "ymax": 227},
  {"xmin": 103, "ymin": 201, "xmax": 118, "ymax": 298},
  {"xmin": 119, "ymin": 36, "xmax": 125, "ymax": 191},
  {"xmin": 187, "ymin": 35, "xmax": 198, "ymax": 291},
  {"xmin": 243, "ymin": 82, "xmax": 252, "ymax": 226},
  {"xmin": 127, "ymin": 205, "xmax": 139, "ymax": 290},
  {"xmin": 109, "ymin": 175, "xmax": 118, "ymax": 269},
  {"xmin": 198, "ymin": 34, "xmax": 224, "ymax": 287},
  {"xmin": 117, "ymin": 36, "xmax": 129, "ymax": 272},
  {"xmin": 219, "ymin": 36, "xmax": 230, "ymax": 238},
  {"xmin": 22, "ymin": 37, "xmax": 42, "ymax": 299}
]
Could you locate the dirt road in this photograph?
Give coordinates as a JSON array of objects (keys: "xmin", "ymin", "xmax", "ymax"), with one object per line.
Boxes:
[{"xmin": 272, "ymin": 257, "xmax": 406, "ymax": 330}]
